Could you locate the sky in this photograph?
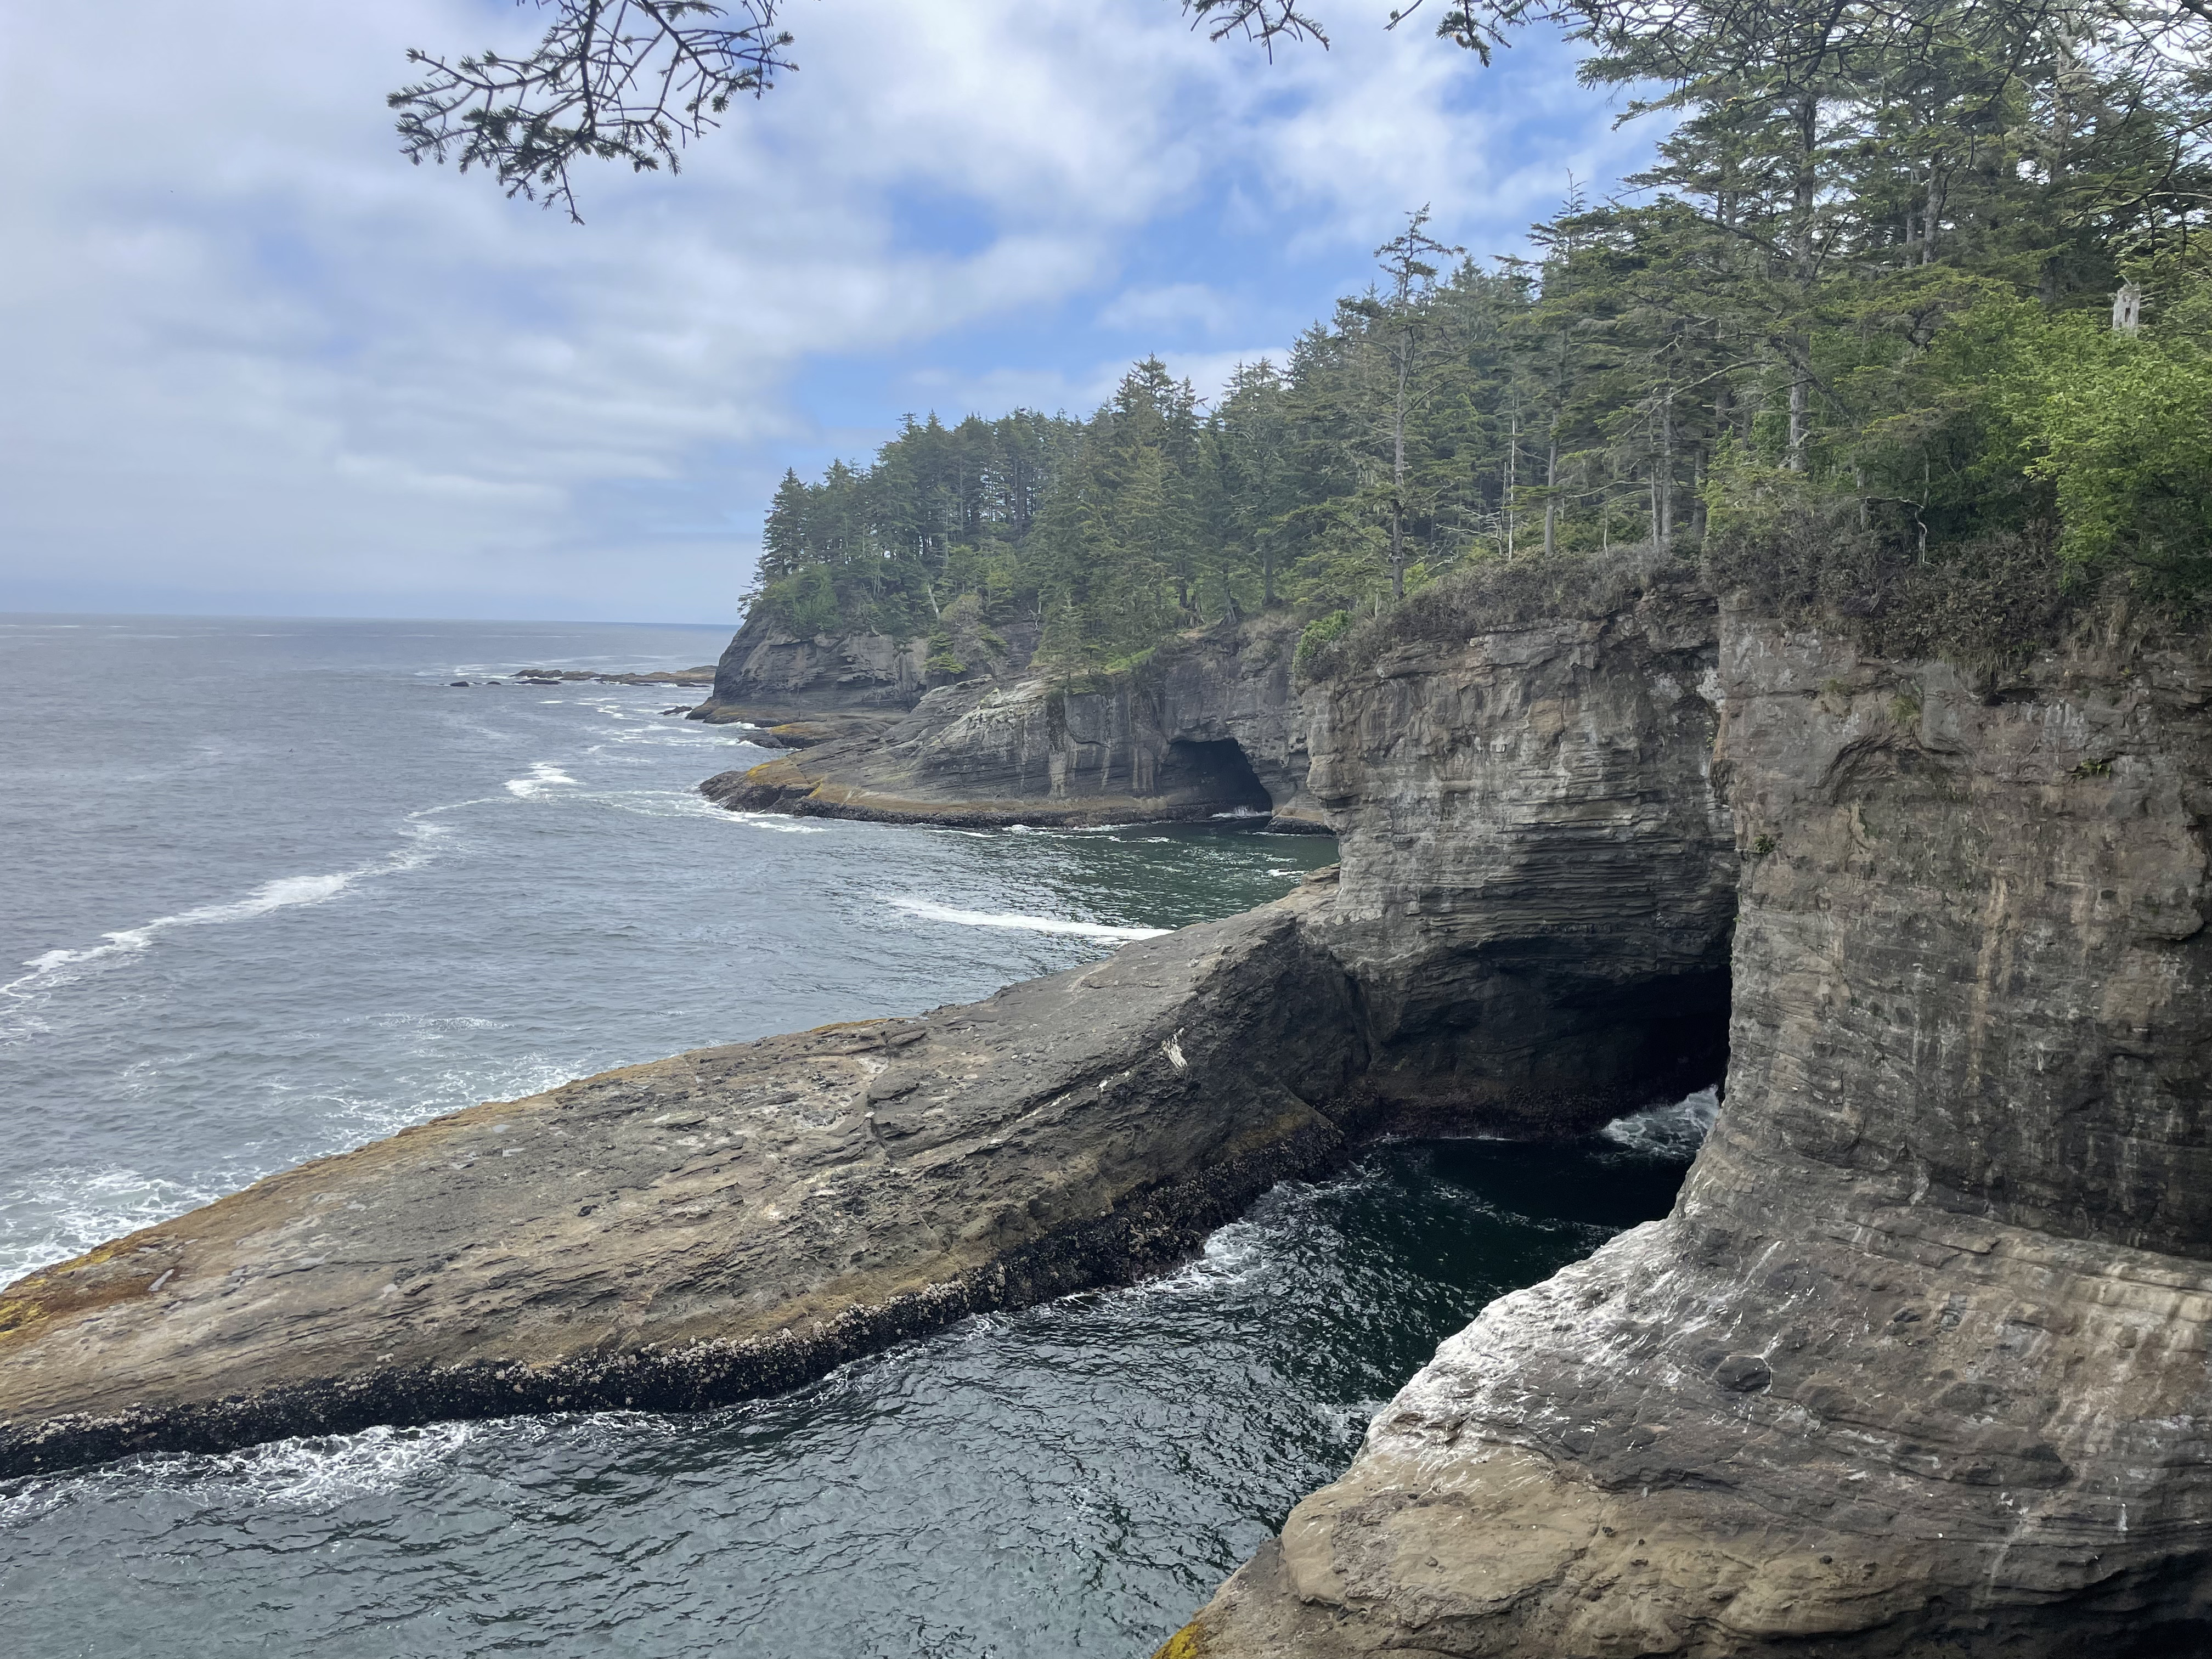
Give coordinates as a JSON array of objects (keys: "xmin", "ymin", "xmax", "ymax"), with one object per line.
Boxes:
[{"xmin": 0, "ymin": 1, "xmax": 1656, "ymax": 625}]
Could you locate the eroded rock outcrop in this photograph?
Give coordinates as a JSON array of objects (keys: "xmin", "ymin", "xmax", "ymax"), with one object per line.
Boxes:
[
  {"xmin": 1168, "ymin": 613, "xmax": 2212, "ymax": 1657},
  {"xmin": 1304, "ymin": 570, "xmax": 1736, "ymax": 1133},
  {"xmin": 0, "ymin": 881, "xmax": 1365, "ymax": 1476},
  {"xmin": 701, "ymin": 614, "xmax": 1322, "ymax": 828},
  {"xmin": 686, "ymin": 599, "xmax": 1039, "ymax": 725}
]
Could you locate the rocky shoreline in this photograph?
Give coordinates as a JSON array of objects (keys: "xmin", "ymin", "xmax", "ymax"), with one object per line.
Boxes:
[
  {"xmin": 1162, "ymin": 607, "xmax": 2212, "ymax": 1657},
  {"xmin": 6, "ymin": 560, "xmax": 2209, "ymax": 1651},
  {"xmin": 690, "ymin": 611, "xmax": 1330, "ymax": 831},
  {"xmin": 0, "ymin": 885, "xmax": 1369, "ymax": 1476}
]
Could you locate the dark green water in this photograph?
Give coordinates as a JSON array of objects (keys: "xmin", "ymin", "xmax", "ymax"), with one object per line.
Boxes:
[{"xmin": 0, "ymin": 617, "xmax": 1706, "ymax": 1657}]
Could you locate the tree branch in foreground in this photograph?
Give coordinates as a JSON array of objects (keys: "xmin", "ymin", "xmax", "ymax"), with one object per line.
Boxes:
[
  {"xmin": 390, "ymin": 1, "xmax": 792, "ymax": 222},
  {"xmin": 1183, "ymin": 2, "xmax": 1333, "ymax": 54}
]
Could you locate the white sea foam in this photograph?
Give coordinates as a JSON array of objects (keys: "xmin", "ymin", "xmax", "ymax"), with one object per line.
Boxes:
[
  {"xmin": 504, "ymin": 761, "xmax": 581, "ymax": 798},
  {"xmin": 1127, "ymin": 1218, "xmax": 1273, "ymax": 1296},
  {"xmin": 889, "ymin": 898, "xmax": 1169, "ymax": 941},
  {"xmin": 2, "ymin": 828, "xmax": 442, "ymax": 1018},
  {"xmin": 1599, "ymin": 1086, "xmax": 1720, "ymax": 1160},
  {"xmin": 578, "ymin": 789, "xmax": 833, "ymax": 831},
  {"xmin": 0, "ymin": 1421, "xmax": 479, "ymax": 1525},
  {"xmin": 0, "ymin": 1166, "xmax": 227, "ymax": 1282},
  {"xmin": 1210, "ymin": 806, "xmax": 1268, "ymax": 820}
]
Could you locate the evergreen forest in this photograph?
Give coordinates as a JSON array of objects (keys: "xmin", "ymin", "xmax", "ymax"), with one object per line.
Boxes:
[{"xmin": 746, "ymin": 2, "xmax": 2212, "ymax": 675}]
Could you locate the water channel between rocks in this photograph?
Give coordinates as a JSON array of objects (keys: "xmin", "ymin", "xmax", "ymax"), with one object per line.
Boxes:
[{"xmin": 0, "ymin": 617, "xmax": 1708, "ymax": 1658}]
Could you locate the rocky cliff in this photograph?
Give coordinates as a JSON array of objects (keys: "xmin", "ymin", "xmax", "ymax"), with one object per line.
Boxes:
[
  {"xmin": 686, "ymin": 597, "xmax": 1039, "ymax": 725},
  {"xmin": 13, "ymin": 556, "xmax": 2211, "ymax": 1652},
  {"xmin": 1302, "ymin": 568, "xmax": 1736, "ymax": 1133},
  {"xmin": 1166, "ymin": 609, "xmax": 2212, "ymax": 1656},
  {"xmin": 0, "ymin": 564, "xmax": 1743, "ymax": 1473},
  {"xmin": 701, "ymin": 612, "xmax": 1325, "ymax": 828}
]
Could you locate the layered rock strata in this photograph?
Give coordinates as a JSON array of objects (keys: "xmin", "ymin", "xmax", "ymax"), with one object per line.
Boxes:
[
  {"xmin": 686, "ymin": 598, "xmax": 1041, "ymax": 725},
  {"xmin": 1303, "ymin": 573, "xmax": 1736, "ymax": 1132},
  {"xmin": 687, "ymin": 622, "xmax": 928, "ymax": 721},
  {"xmin": 1168, "ymin": 616, "xmax": 2212, "ymax": 1656},
  {"xmin": 0, "ymin": 882, "xmax": 1367, "ymax": 1477},
  {"xmin": 702, "ymin": 615, "xmax": 1323, "ymax": 828}
]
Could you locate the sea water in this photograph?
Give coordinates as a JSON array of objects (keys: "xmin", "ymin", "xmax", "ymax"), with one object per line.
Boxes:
[{"xmin": 0, "ymin": 616, "xmax": 1706, "ymax": 1657}]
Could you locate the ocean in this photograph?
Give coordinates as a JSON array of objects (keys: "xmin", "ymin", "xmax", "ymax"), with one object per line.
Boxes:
[{"xmin": 0, "ymin": 615, "xmax": 1708, "ymax": 1657}]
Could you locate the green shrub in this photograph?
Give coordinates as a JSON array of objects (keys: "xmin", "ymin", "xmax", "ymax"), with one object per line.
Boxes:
[{"xmin": 1294, "ymin": 610, "xmax": 1354, "ymax": 673}]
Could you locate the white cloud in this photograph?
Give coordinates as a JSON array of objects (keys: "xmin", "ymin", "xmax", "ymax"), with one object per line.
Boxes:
[
  {"xmin": 0, "ymin": 1, "xmax": 1650, "ymax": 621},
  {"xmin": 1099, "ymin": 283, "xmax": 1238, "ymax": 338}
]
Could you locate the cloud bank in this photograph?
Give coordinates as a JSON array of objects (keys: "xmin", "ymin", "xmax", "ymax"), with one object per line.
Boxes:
[{"xmin": 0, "ymin": 1, "xmax": 1650, "ymax": 622}]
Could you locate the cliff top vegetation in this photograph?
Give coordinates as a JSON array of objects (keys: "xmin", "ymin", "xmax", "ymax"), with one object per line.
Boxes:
[{"xmin": 729, "ymin": 2, "xmax": 2212, "ymax": 674}]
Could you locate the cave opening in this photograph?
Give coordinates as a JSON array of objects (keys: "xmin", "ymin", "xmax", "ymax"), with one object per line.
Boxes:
[
  {"xmin": 1365, "ymin": 949, "xmax": 1735, "ymax": 1140},
  {"xmin": 1161, "ymin": 737, "xmax": 1276, "ymax": 816}
]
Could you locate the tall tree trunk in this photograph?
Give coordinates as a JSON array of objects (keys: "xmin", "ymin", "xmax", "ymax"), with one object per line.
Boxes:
[
  {"xmin": 1787, "ymin": 90, "xmax": 1818, "ymax": 472},
  {"xmin": 1391, "ymin": 336, "xmax": 1411, "ymax": 600},
  {"xmin": 1922, "ymin": 162, "xmax": 1942, "ymax": 265},
  {"xmin": 1504, "ymin": 401, "xmax": 1519, "ymax": 561},
  {"xmin": 1658, "ymin": 393, "xmax": 1675, "ymax": 549},
  {"xmin": 1543, "ymin": 431, "xmax": 1559, "ymax": 558}
]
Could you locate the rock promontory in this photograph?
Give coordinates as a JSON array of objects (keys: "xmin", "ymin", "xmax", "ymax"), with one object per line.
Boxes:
[
  {"xmin": 0, "ymin": 556, "xmax": 1753, "ymax": 1476},
  {"xmin": 699, "ymin": 612, "xmax": 1323, "ymax": 828},
  {"xmin": 1301, "ymin": 563, "xmax": 1735, "ymax": 1133},
  {"xmin": 14, "ymin": 548, "xmax": 2212, "ymax": 1652},
  {"xmin": 1163, "ymin": 608, "xmax": 2212, "ymax": 1657},
  {"xmin": 0, "ymin": 882, "xmax": 1366, "ymax": 1476}
]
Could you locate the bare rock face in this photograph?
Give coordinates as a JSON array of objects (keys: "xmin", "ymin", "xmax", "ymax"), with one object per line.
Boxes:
[
  {"xmin": 701, "ymin": 615, "xmax": 1322, "ymax": 828},
  {"xmin": 1302, "ymin": 573, "xmax": 1736, "ymax": 1132},
  {"xmin": 687, "ymin": 617, "xmax": 927, "ymax": 723},
  {"xmin": 0, "ymin": 883, "xmax": 1367, "ymax": 1477},
  {"xmin": 686, "ymin": 601, "xmax": 1042, "ymax": 725},
  {"xmin": 1168, "ymin": 614, "xmax": 2212, "ymax": 1657}
]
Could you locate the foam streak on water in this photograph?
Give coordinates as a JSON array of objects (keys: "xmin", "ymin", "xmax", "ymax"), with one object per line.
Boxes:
[
  {"xmin": 2, "ymin": 827, "xmax": 444, "ymax": 1023},
  {"xmin": 889, "ymin": 896, "xmax": 1171, "ymax": 941}
]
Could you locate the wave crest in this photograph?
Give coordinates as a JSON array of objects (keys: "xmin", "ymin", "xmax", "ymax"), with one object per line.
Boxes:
[
  {"xmin": 1598, "ymin": 1087, "xmax": 1720, "ymax": 1160},
  {"xmin": 889, "ymin": 898, "xmax": 1168, "ymax": 941}
]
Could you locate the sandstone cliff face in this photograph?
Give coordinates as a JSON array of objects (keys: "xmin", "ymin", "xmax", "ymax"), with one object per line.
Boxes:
[
  {"xmin": 1171, "ymin": 612, "xmax": 2212, "ymax": 1657},
  {"xmin": 22, "ymin": 560, "xmax": 2212, "ymax": 1658},
  {"xmin": 693, "ymin": 616, "xmax": 926, "ymax": 719},
  {"xmin": 0, "ymin": 573, "xmax": 1754, "ymax": 1473},
  {"xmin": 701, "ymin": 614, "xmax": 1322, "ymax": 828},
  {"xmin": 1302, "ymin": 574, "xmax": 1736, "ymax": 1132},
  {"xmin": 688, "ymin": 602, "xmax": 1040, "ymax": 724}
]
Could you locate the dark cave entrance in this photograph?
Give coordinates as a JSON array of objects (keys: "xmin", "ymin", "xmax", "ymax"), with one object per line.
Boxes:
[
  {"xmin": 1160, "ymin": 737, "xmax": 1276, "ymax": 815},
  {"xmin": 1369, "ymin": 942, "xmax": 1735, "ymax": 1140}
]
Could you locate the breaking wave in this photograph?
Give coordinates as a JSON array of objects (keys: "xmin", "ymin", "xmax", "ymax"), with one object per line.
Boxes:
[
  {"xmin": 888, "ymin": 898, "xmax": 1169, "ymax": 941},
  {"xmin": 1599, "ymin": 1087, "xmax": 1720, "ymax": 1160},
  {"xmin": 505, "ymin": 761, "xmax": 580, "ymax": 798},
  {"xmin": 3, "ymin": 828, "xmax": 444, "ymax": 1022}
]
